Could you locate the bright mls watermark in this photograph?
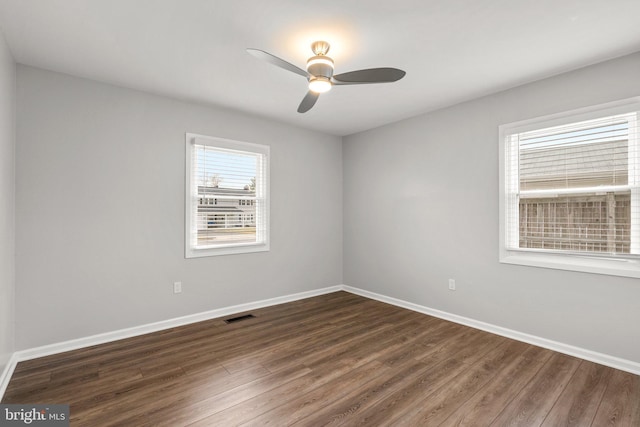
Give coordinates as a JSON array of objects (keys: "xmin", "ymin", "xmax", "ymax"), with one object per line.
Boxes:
[{"xmin": 1, "ymin": 405, "xmax": 69, "ymax": 426}]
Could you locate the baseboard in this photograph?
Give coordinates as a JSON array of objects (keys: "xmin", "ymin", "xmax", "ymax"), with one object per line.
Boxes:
[
  {"xmin": 12, "ymin": 285, "xmax": 342, "ymax": 365},
  {"xmin": 0, "ymin": 352, "xmax": 19, "ymax": 400},
  {"xmin": 342, "ymin": 285, "xmax": 640, "ymax": 376}
]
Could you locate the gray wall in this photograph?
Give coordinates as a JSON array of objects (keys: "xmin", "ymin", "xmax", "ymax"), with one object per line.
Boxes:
[
  {"xmin": 15, "ymin": 66, "xmax": 343, "ymax": 349},
  {"xmin": 343, "ymin": 52, "xmax": 640, "ymax": 363},
  {"xmin": 11, "ymin": 51, "xmax": 640, "ymax": 365},
  {"xmin": 0, "ymin": 31, "xmax": 15, "ymax": 373}
]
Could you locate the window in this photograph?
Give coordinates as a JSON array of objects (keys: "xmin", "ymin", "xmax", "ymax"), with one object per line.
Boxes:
[
  {"xmin": 185, "ymin": 133, "xmax": 269, "ymax": 258},
  {"xmin": 499, "ymin": 98, "xmax": 640, "ymax": 278}
]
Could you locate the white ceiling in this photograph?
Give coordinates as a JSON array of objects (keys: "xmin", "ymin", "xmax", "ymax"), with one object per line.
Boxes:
[{"xmin": 0, "ymin": 0, "xmax": 639, "ymax": 136}]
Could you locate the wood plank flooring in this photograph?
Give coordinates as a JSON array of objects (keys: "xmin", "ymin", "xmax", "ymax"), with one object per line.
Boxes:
[{"xmin": 3, "ymin": 291, "xmax": 639, "ymax": 426}]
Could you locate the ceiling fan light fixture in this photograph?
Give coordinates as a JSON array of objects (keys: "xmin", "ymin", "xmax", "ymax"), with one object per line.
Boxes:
[{"xmin": 308, "ymin": 77, "xmax": 332, "ymax": 93}]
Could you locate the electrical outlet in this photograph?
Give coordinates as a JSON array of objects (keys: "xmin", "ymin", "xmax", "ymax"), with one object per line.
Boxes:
[
  {"xmin": 448, "ymin": 279, "xmax": 456, "ymax": 291},
  {"xmin": 173, "ymin": 281, "xmax": 182, "ymax": 294}
]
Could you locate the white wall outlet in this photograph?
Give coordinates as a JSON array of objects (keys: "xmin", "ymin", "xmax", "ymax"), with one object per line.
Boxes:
[
  {"xmin": 173, "ymin": 281, "xmax": 182, "ymax": 294},
  {"xmin": 448, "ymin": 279, "xmax": 456, "ymax": 291}
]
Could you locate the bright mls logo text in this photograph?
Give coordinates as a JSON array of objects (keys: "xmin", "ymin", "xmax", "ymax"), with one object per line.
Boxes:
[{"xmin": 1, "ymin": 404, "xmax": 69, "ymax": 426}]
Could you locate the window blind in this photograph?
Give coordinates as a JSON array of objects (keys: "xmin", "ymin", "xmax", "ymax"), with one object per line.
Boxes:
[
  {"xmin": 519, "ymin": 117, "xmax": 630, "ymax": 191},
  {"xmin": 504, "ymin": 112, "xmax": 639, "ymax": 256}
]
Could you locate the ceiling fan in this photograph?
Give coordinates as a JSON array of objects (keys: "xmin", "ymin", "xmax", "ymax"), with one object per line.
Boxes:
[{"xmin": 247, "ymin": 41, "xmax": 406, "ymax": 113}]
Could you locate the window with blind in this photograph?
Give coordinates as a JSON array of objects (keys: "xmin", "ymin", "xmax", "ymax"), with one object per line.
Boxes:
[
  {"xmin": 185, "ymin": 134, "xmax": 269, "ymax": 258},
  {"xmin": 499, "ymin": 98, "xmax": 640, "ymax": 278}
]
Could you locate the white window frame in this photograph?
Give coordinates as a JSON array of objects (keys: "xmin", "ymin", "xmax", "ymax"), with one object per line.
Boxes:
[
  {"xmin": 185, "ymin": 133, "xmax": 270, "ymax": 258},
  {"xmin": 499, "ymin": 97, "xmax": 640, "ymax": 278}
]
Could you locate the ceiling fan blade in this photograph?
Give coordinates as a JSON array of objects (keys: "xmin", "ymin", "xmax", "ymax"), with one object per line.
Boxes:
[
  {"xmin": 297, "ymin": 91, "xmax": 319, "ymax": 113},
  {"xmin": 332, "ymin": 68, "xmax": 406, "ymax": 85},
  {"xmin": 246, "ymin": 48, "xmax": 308, "ymax": 78}
]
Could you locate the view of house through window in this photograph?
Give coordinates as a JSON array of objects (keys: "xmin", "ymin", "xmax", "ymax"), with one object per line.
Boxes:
[
  {"xmin": 502, "ymin": 106, "xmax": 639, "ymax": 261},
  {"xmin": 185, "ymin": 134, "xmax": 269, "ymax": 257}
]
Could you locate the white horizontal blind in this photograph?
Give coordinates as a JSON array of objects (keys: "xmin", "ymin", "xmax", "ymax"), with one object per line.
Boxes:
[
  {"xmin": 519, "ymin": 117, "xmax": 630, "ymax": 191},
  {"xmin": 186, "ymin": 135, "xmax": 269, "ymax": 257},
  {"xmin": 504, "ymin": 112, "xmax": 639, "ymax": 257}
]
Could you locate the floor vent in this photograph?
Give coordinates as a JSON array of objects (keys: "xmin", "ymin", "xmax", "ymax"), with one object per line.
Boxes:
[{"xmin": 224, "ymin": 314, "xmax": 255, "ymax": 324}]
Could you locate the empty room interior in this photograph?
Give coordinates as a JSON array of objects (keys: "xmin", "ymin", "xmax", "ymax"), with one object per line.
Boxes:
[{"xmin": 1, "ymin": 1, "xmax": 640, "ymax": 425}]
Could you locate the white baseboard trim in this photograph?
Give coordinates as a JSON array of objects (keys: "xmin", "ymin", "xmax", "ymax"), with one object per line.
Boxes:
[
  {"xmin": 7, "ymin": 285, "xmax": 342, "ymax": 375},
  {"xmin": 342, "ymin": 285, "xmax": 640, "ymax": 376},
  {"xmin": 0, "ymin": 352, "xmax": 19, "ymax": 400}
]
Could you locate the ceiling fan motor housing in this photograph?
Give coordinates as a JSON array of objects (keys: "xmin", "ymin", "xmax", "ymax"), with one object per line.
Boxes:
[
  {"xmin": 306, "ymin": 42, "xmax": 334, "ymax": 93},
  {"xmin": 307, "ymin": 40, "xmax": 334, "ymax": 80},
  {"xmin": 306, "ymin": 55, "xmax": 334, "ymax": 79}
]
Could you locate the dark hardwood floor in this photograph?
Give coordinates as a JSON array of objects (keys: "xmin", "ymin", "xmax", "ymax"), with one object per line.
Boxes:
[{"xmin": 3, "ymin": 291, "xmax": 639, "ymax": 426}]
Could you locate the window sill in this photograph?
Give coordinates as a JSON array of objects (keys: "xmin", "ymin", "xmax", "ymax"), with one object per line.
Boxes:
[
  {"xmin": 500, "ymin": 251, "xmax": 640, "ymax": 279},
  {"xmin": 186, "ymin": 243, "xmax": 269, "ymax": 258}
]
